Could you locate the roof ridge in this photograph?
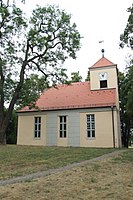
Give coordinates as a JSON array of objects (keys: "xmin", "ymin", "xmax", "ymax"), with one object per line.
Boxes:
[{"xmin": 55, "ymin": 81, "xmax": 90, "ymax": 87}]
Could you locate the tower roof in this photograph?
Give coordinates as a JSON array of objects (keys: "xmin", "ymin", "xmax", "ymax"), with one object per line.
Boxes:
[{"xmin": 90, "ymin": 57, "xmax": 116, "ymax": 69}]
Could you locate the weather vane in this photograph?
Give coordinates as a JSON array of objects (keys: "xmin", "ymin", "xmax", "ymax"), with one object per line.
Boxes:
[{"xmin": 99, "ymin": 40, "xmax": 105, "ymax": 57}]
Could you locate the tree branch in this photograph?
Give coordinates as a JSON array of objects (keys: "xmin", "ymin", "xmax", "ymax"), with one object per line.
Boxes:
[
  {"xmin": 27, "ymin": 44, "xmax": 49, "ymax": 63},
  {"xmin": 31, "ymin": 60, "xmax": 48, "ymax": 80},
  {"xmin": 49, "ymin": 41, "xmax": 64, "ymax": 49},
  {"xmin": 48, "ymin": 27, "xmax": 60, "ymax": 43}
]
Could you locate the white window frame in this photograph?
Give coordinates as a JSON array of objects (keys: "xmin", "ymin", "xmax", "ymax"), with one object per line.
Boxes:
[
  {"xmin": 87, "ymin": 114, "xmax": 95, "ymax": 138},
  {"xmin": 34, "ymin": 117, "xmax": 41, "ymax": 139},
  {"xmin": 59, "ymin": 116, "xmax": 67, "ymax": 138}
]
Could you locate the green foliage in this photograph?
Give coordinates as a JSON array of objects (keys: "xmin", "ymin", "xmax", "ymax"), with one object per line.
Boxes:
[
  {"xmin": 61, "ymin": 71, "xmax": 83, "ymax": 84},
  {"xmin": 118, "ymin": 70, "xmax": 130, "ymax": 147},
  {"xmin": 28, "ymin": 5, "xmax": 81, "ymax": 64},
  {"xmin": 70, "ymin": 71, "xmax": 82, "ymax": 83},
  {"xmin": 126, "ymin": 61, "xmax": 133, "ymax": 118},
  {"xmin": 1, "ymin": 2, "xmax": 81, "ymax": 106},
  {"xmin": 120, "ymin": 4, "xmax": 133, "ymax": 49},
  {"xmin": 85, "ymin": 71, "xmax": 90, "ymax": 81},
  {"xmin": 119, "ymin": 3, "xmax": 133, "ymax": 146},
  {"xmin": 16, "ymin": 74, "xmax": 49, "ymax": 109},
  {"xmin": 118, "ymin": 57, "xmax": 133, "ymax": 147},
  {"xmin": 0, "ymin": 0, "xmax": 81, "ymax": 143}
]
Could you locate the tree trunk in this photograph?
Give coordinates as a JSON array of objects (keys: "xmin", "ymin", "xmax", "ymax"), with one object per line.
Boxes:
[
  {"xmin": 123, "ymin": 120, "xmax": 130, "ymax": 148},
  {"xmin": 0, "ymin": 60, "xmax": 27, "ymax": 144},
  {"xmin": 0, "ymin": 127, "xmax": 6, "ymax": 144}
]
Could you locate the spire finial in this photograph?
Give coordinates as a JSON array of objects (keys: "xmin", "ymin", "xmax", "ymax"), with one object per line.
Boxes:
[
  {"xmin": 99, "ymin": 40, "xmax": 104, "ymax": 57},
  {"xmin": 101, "ymin": 49, "xmax": 105, "ymax": 57}
]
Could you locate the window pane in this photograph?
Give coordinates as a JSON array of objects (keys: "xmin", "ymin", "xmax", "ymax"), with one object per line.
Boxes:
[
  {"xmin": 38, "ymin": 124, "xmax": 41, "ymax": 131},
  {"xmin": 87, "ymin": 131, "xmax": 91, "ymax": 137},
  {"xmin": 92, "ymin": 123, "xmax": 95, "ymax": 129},
  {"xmin": 64, "ymin": 131, "xmax": 66, "ymax": 138},
  {"xmin": 91, "ymin": 115, "xmax": 94, "ymax": 121},
  {"xmin": 64, "ymin": 116, "xmax": 66, "ymax": 123},
  {"xmin": 60, "ymin": 124, "xmax": 62, "ymax": 130},
  {"xmin": 60, "ymin": 116, "xmax": 63, "ymax": 123},
  {"xmin": 38, "ymin": 131, "xmax": 40, "ymax": 138},
  {"xmin": 87, "ymin": 115, "xmax": 90, "ymax": 121},
  {"xmin": 92, "ymin": 130, "xmax": 95, "ymax": 137},
  {"xmin": 64, "ymin": 124, "xmax": 66, "ymax": 131},
  {"xmin": 35, "ymin": 124, "xmax": 37, "ymax": 131},
  {"xmin": 35, "ymin": 117, "xmax": 37, "ymax": 123},
  {"xmin": 60, "ymin": 131, "xmax": 62, "ymax": 138},
  {"xmin": 38, "ymin": 117, "xmax": 41, "ymax": 123},
  {"xmin": 34, "ymin": 131, "xmax": 37, "ymax": 138},
  {"xmin": 87, "ymin": 123, "xmax": 90, "ymax": 129}
]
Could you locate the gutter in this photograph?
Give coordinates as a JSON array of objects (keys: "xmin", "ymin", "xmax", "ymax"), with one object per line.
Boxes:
[{"xmin": 111, "ymin": 106, "xmax": 115, "ymax": 148}]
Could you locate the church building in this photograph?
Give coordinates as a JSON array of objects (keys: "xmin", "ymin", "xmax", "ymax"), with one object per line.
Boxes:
[{"xmin": 17, "ymin": 55, "xmax": 122, "ymax": 148}]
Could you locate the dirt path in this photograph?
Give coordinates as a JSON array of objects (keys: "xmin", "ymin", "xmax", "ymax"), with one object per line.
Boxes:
[{"xmin": 0, "ymin": 149, "xmax": 126, "ymax": 187}]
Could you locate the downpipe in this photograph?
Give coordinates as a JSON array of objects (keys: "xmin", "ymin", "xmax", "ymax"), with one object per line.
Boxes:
[{"xmin": 111, "ymin": 106, "xmax": 115, "ymax": 148}]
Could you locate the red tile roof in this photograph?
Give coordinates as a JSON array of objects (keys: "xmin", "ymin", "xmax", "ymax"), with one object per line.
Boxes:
[
  {"xmin": 19, "ymin": 82, "xmax": 116, "ymax": 112},
  {"xmin": 90, "ymin": 57, "xmax": 116, "ymax": 69}
]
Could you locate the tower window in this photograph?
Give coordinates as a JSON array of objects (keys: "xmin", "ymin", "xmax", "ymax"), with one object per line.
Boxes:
[{"xmin": 100, "ymin": 80, "xmax": 107, "ymax": 88}]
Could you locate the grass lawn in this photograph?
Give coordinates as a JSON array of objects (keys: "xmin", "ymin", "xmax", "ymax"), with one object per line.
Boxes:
[
  {"xmin": 0, "ymin": 145, "xmax": 116, "ymax": 180},
  {"xmin": 0, "ymin": 148, "xmax": 132, "ymax": 200}
]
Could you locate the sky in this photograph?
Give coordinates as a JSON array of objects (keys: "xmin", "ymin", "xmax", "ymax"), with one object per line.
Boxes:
[{"xmin": 20, "ymin": 0, "xmax": 132, "ymax": 79}]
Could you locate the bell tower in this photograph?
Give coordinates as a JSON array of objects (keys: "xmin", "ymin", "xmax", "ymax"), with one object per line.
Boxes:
[
  {"xmin": 89, "ymin": 53, "xmax": 121, "ymax": 148},
  {"xmin": 89, "ymin": 51, "xmax": 118, "ymax": 92}
]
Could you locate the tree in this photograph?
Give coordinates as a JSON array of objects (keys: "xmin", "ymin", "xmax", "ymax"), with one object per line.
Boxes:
[
  {"xmin": 85, "ymin": 71, "xmax": 90, "ymax": 81},
  {"xmin": 7, "ymin": 74, "xmax": 50, "ymax": 144},
  {"xmin": 119, "ymin": 3, "xmax": 133, "ymax": 147},
  {"xmin": 118, "ymin": 57, "xmax": 133, "ymax": 147},
  {"xmin": 120, "ymin": 4, "xmax": 133, "ymax": 49},
  {"xmin": 126, "ymin": 60, "xmax": 133, "ymax": 119},
  {"xmin": 118, "ymin": 71, "xmax": 130, "ymax": 147},
  {"xmin": 0, "ymin": 0, "xmax": 81, "ymax": 144},
  {"xmin": 16, "ymin": 74, "xmax": 49, "ymax": 109},
  {"xmin": 70, "ymin": 71, "xmax": 82, "ymax": 82}
]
